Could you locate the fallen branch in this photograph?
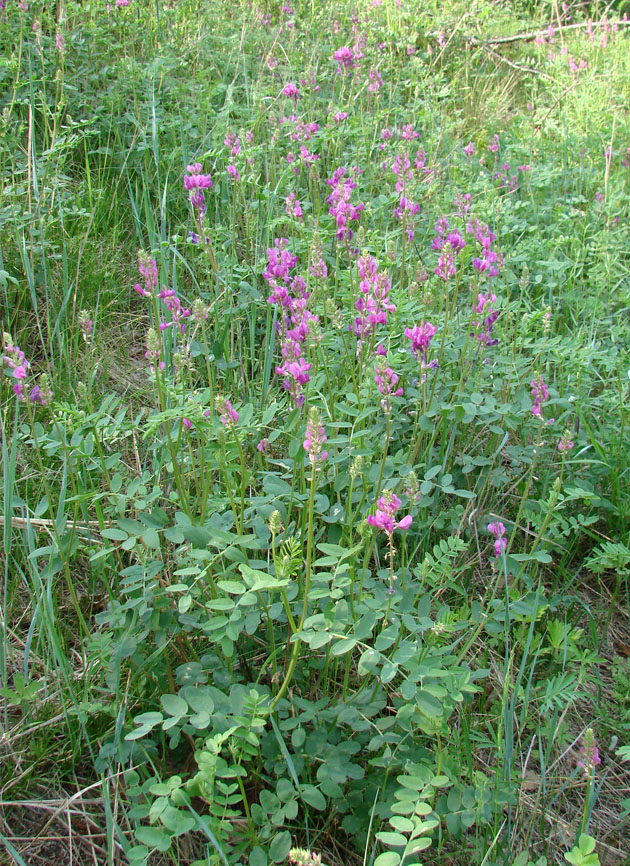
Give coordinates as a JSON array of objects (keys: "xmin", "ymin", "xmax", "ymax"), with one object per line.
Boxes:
[{"xmin": 435, "ymin": 16, "xmax": 630, "ymax": 47}]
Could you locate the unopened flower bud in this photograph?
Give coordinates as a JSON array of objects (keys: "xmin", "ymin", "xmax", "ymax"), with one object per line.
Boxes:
[
  {"xmin": 349, "ymin": 455, "xmax": 364, "ymax": 480},
  {"xmin": 269, "ymin": 510, "xmax": 284, "ymax": 535}
]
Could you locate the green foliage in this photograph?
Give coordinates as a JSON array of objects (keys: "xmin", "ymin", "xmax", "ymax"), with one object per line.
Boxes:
[{"xmin": 1, "ymin": 0, "xmax": 628, "ymax": 864}]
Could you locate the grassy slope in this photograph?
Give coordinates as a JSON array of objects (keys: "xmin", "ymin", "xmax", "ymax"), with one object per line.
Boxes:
[{"xmin": 0, "ymin": 1, "xmax": 629, "ymax": 864}]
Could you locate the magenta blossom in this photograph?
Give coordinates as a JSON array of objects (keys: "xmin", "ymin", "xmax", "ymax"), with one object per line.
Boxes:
[
  {"xmin": 558, "ymin": 429, "xmax": 575, "ymax": 453},
  {"xmin": 488, "ymin": 521, "xmax": 507, "ymax": 557},
  {"xmin": 303, "ymin": 407, "xmax": 328, "ymax": 465},
  {"xmin": 374, "ymin": 363, "xmax": 403, "ymax": 412},
  {"xmin": 368, "ymin": 490, "xmax": 413, "ymax": 535},
  {"xmin": 325, "ymin": 167, "xmax": 364, "ymax": 241},
  {"xmin": 352, "ymin": 254, "xmax": 395, "ymax": 338},
  {"xmin": 333, "ymin": 45, "xmax": 355, "ymax": 74},
  {"xmin": 530, "ymin": 374, "xmax": 549, "ymax": 417},
  {"xmin": 282, "ymin": 82, "xmax": 299, "ymax": 102},
  {"xmin": 184, "ymin": 163, "xmax": 213, "ymax": 214},
  {"xmin": 285, "ymin": 192, "xmax": 303, "ymax": 219},
  {"xmin": 578, "ymin": 729, "xmax": 601, "ymax": 775},
  {"xmin": 405, "ymin": 322, "xmax": 436, "ymax": 360},
  {"xmin": 217, "ymin": 397, "xmax": 238, "ymax": 427}
]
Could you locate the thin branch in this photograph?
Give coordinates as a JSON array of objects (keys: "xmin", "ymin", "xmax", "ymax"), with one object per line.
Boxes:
[{"xmin": 460, "ymin": 16, "xmax": 630, "ymax": 46}]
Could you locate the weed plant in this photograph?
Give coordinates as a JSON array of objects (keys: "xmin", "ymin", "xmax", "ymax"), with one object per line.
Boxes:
[{"xmin": 1, "ymin": 1, "xmax": 629, "ymax": 865}]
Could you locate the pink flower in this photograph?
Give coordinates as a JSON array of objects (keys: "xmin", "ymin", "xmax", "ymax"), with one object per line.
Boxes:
[
  {"xmin": 282, "ymin": 82, "xmax": 299, "ymax": 102},
  {"xmin": 367, "ymin": 68, "xmax": 383, "ymax": 91},
  {"xmin": 333, "ymin": 46, "xmax": 355, "ymax": 74},
  {"xmin": 303, "ymin": 407, "xmax": 328, "ymax": 465},
  {"xmin": 368, "ymin": 490, "xmax": 412, "ymax": 535},
  {"xmin": 558, "ymin": 429, "xmax": 574, "ymax": 453},
  {"xmin": 530, "ymin": 374, "xmax": 549, "ymax": 417},
  {"xmin": 488, "ymin": 521, "xmax": 507, "ymax": 557},
  {"xmin": 405, "ymin": 322, "xmax": 436, "ymax": 360},
  {"xmin": 285, "ymin": 191, "xmax": 303, "ymax": 219},
  {"xmin": 217, "ymin": 397, "xmax": 238, "ymax": 427},
  {"xmin": 374, "ymin": 364, "xmax": 403, "ymax": 411}
]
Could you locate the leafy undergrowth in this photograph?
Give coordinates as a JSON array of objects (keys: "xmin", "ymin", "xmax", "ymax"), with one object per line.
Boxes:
[{"xmin": 1, "ymin": 1, "xmax": 629, "ymax": 865}]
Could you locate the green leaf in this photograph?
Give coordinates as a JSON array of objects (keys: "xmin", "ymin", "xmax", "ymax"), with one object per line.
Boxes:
[
  {"xmin": 101, "ymin": 528, "xmax": 129, "ymax": 541},
  {"xmin": 269, "ymin": 831, "xmax": 292, "ymax": 862},
  {"xmin": 180, "ymin": 687, "xmax": 214, "ymax": 715},
  {"xmin": 331, "ymin": 637, "xmax": 357, "ymax": 656},
  {"xmin": 358, "ymin": 649, "xmax": 381, "ymax": 675},
  {"xmin": 240, "ymin": 563, "xmax": 290, "ymax": 591},
  {"xmin": 300, "ymin": 784, "xmax": 326, "ymax": 810},
  {"xmin": 376, "ymin": 831, "xmax": 407, "ymax": 847},
  {"xmin": 374, "ymin": 854, "xmax": 401, "ymax": 866},
  {"xmin": 135, "ymin": 826, "xmax": 172, "ymax": 852},
  {"xmin": 389, "ymin": 816, "xmax": 414, "ymax": 833},
  {"xmin": 217, "ymin": 579, "xmax": 246, "ymax": 594},
  {"xmin": 161, "ymin": 694, "xmax": 188, "ymax": 718},
  {"xmin": 250, "ymin": 846, "xmax": 268, "ymax": 866},
  {"xmin": 160, "ymin": 804, "xmax": 195, "ymax": 835},
  {"xmin": 380, "ymin": 661, "xmax": 398, "ymax": 683},
  {"xmin": 416, "ymin": 690, "xmax": 443, "ymax": 717}
]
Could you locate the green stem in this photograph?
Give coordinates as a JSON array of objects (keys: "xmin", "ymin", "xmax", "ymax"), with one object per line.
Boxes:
[{"xmin": 269, "ymin": 462, "xmax": 318, "ymax": 711}]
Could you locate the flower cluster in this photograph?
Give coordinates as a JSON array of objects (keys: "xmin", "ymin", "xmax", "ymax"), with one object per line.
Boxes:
[
  {"xmin": 133, "ymin": 254, "xmax": 190, "ymax": 334},
  {"xmin": 530, "ymin": 374, "xmax": 549, "ymax": 417},
  {"xmin": 368, "ymin": 490, "xmax": 413, "ymax": 535},
  {"xmin": 265, "ymin": 239, "xmax": 317, "ymax": 407},
  {"xmin": 2, "ymin": 334, "xmax": 52, "ymax": 404},
  {"xmin": 144, "ymin": 328, "xmax": 164, "ymax": 374},
  {"xmin": 303, "ymin": 406, "xmax": 328, "ymax": 464},
  {"xmin": 216, "ymin": 396, "xmax": 239, "ymax": 427},
  {"xmin": 467, "ymin": 217, "xmax": 502, "ymax": 276},
  {"xmin": 488, "ymin": 521, "xmax": 507, "ymax": 557},
  {"xmin": 352, "ymin": 254, "xmax": 395, "ymax": 339},
  {"xmin": 405, "ymin": 321, "xmax": 436, "ymax": 362},
  {"xmin": 224, "ymin": 131, "xmax": 241, "ymax": 157},
  {"xmin": 184, "ymin": 163, "xmax": 213, "ymax": 214},
  {"xmin": 325, "ymin": 167, "xmax": 364, "ymax": 241},
  {"xmin": 289, "ymin": 849, "xmax": 322, "ymax": 866},
  {"xmin": 156, "ymin": 288, "xmax": 191, "ymax": 333},
  {"xmin": 367, "ymin": 68, "xmax": 383, "ymax": 91},
  {"xmin": 79, "ymin": 310, "xmax": 93, "ymax": 342},
  {"xmin": 391, "ymin": 152, "xmax": 420, "ymax": 238},
  {"xmin": 333, "ymin": 45, "xmax": 355, "ymax": 74},
  {"xmin": 374, "ymin": 363, "xmax": 403, "ymax": 411},
  {"xmin": 472, "ymin": 290, "xmax": 499, "ymax": 346},
  {"xmin": 282, "ymin": 82, "xmax": 299, "ymax": 103},
  {"xmin": 285, "ymin": 191, "xmax": 303, "ymax": 219},
  {"xmin": 309, "ymin": 235, "xmax": 327, "ymax": 281},
  {"xmin": 558, "ymin": 428, "xmax": 575, "ymax": 453},
  {"xmin": 578, "ymin": 729, "xmax": 601, "ymax": 776},
  {"xmin": 431, "ymin": 218, "xmax": 465, "ymax": 281},
  {"xmin": 134, "ymin": 251, "xmax": 158, "ymax": 296}
]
